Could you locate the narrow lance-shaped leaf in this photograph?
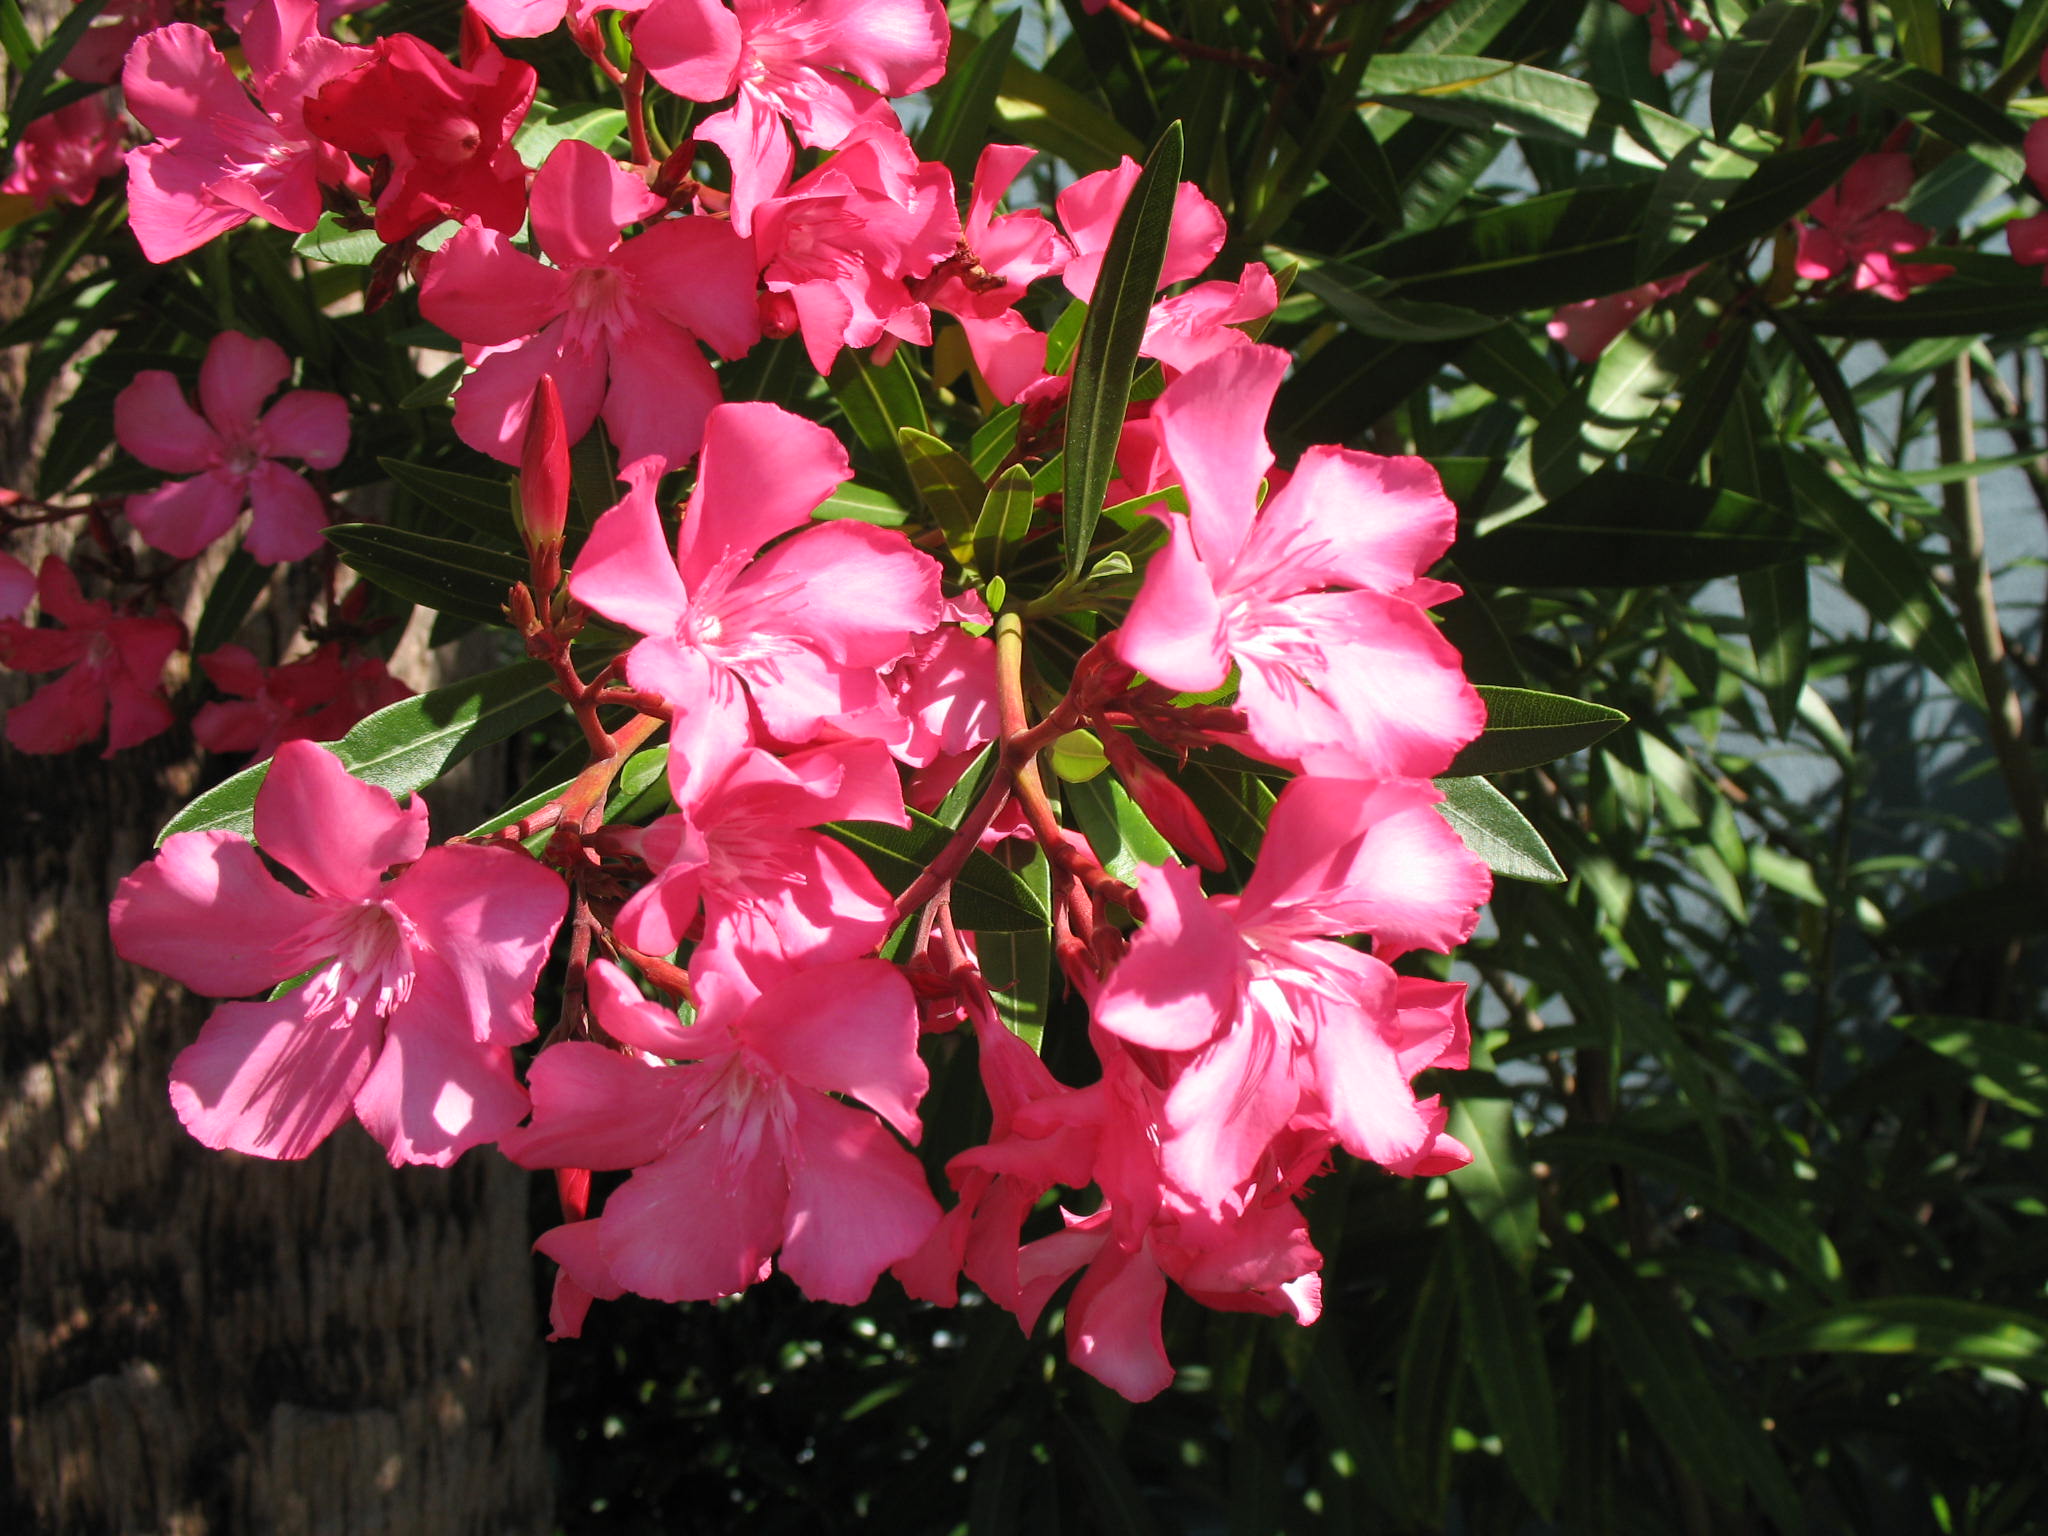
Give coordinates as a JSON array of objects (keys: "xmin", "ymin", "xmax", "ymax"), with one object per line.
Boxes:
[
  {"xmin": 1775, "ymin": 309, "xmax": 1867, "ymax": 467},
  {"xmin": 326, "ymin": 524, "xmax": 528, "ymax": 629},
  {"xmin": 2, "ymin": 0, "xmax": 108, "ymax": 161},
  {"xmin": 1436, "ymin": 775, "xmax": 1566, "ymax": 883},
  {"xmin": 1062, "ymin": 121, "xmax": 1184, "ymax": 581},
  {"xmin": 918, "ymin": 12, "xmax": 1023, "ymax": 184},
  {"xmin": 1747, "ymin": 1298, "xmax": 2048, "ymax": 1388},
  {"xmin": 898, "ymin": 427, "xmax": 983, "ymax": 566},
  {"xmin": 1446, "ymin": 1193, "xmax": 1560, "ymax": 1517},
  {"xmin": 1710, "ymin": 3, "xmax": 1820, "ymax": 141},
  {"xmin": 973, "ymin": 464, "xmax": 1036, "ymax": 581},
  {"xmin": 1446, "ymin": 687, "xmax": 1629, "ymax": 777}
]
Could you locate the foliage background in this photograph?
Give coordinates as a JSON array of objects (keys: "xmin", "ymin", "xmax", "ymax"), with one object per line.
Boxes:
[{"xmin": 5, "ymin": 0, "xmax": 2048, "ymax": 1531}]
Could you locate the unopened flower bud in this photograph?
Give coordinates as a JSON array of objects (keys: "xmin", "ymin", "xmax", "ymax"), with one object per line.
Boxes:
[
  {"xmin": 1100, "ymin": 728, "xmax": 1224, "ymax": 871},
  {"xmin": 518, "ymin": 374, "xmax": 570, "ymax": 587}
]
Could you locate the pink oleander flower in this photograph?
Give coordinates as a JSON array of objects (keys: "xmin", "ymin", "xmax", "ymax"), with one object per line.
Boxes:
[
  {"xmin": 505, "ymin": 956, "xmax": 940, "ymax": 1308},
  {"xmin": 1795, "ymin": 150, "xmax": 1952, "ymax": 301},
  {"xmin": 1056, "ymin": 154, "xmax": 1227, "ymax": 303},
  {"xmin": 1617, "ymin": 0, "xmax": 1706, "ymax": 74},
  {"xmin": 633, "ymin": 0, "xmax": 951, "ymax": 234},
  {"xmin": 568, "ymin": 402, "xmax": 943, "ymax": 795},
  {"xmin": 192, "ymin": 641, "xmax": 413, "ymax": 762},
  {"xmin": 0, "ymin": 550, "xmax": 34, "ymax": 619},
  {"xmin": 465, "ymin": 0, "xmax": 652, "ymax": 37},
  {"xmin": 1547, "ymin": 270, "xmax": 1695, "ymax": 363},
  {"xmin": 108, "ymin": 740, "xmax": 567, "ymax": 1165},
  {"xmin": 419, "ymin": 138, "xmax": 759, "ymax": 468},
  {"xmin": 0, "ymin": 557, "xmax": 185, "ymax": 755},
  {"xmin": 753, "ymin": 124, "xmax": 959, "ymax": 374},
  {"xmin": 115, "ymin": 330, "xmax": 349, "ymax": 563},
  {"xmin": 304, "ymin": 30, "xmax": 537, "ymax": 242},
  {"xmin": 59, "ymin": 0, "xmax": 170, "ymax": 85},
  {"xmin": 1, "ymin": 94, "xmax": 125, "ymax": 210},
  {"xmin": 2009, "ymin": 120, "xmax": 2048, "ymax": 280},
  {"xmin": 609, "ymin": 737, "xmax": 907, "ymax": 990},
  {"xmin": 121, "ymin": 6, "xmax": 369, "ymax": 262},
  {"xmin": 1093, "ymin": 776, "xmax": 1489, "ymax": 1210},
  {"xmin": 923, "ymin": 144, "xmax": 1075, "ymax": 322},
  {"xmin": 1114, "ymin": 343, "xmax": 1485, "ymax": 780}
]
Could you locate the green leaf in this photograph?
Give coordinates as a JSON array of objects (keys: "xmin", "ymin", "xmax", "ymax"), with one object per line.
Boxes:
[
  {"xmin": 977, "ymin": 845, "xmax": 1052, "ymax": 1050},
  {"xmin": 1747, "ymin": 1298, "xmax": 2048, "ymax": 1387},
  {"xmin": 1063, "ymin": 121, "xmax": 1183, "ymax": 581},
  {"xmin": 821, "ymin": 812, "xmax": 1050, "ymax": 931},
  {"xmin": 1738, "ymin": 559, "xmax": 1810, "ymax": 737},
  {"xmin": 1710, "ymin": 3, "xmax": 1820, "ymax": 140},
  {"xmin": 972, "ymin": 463, "xmax": 1035, "ymax": 581},
  {"xmin": 1540, "ymin": 1130, "xmax": 1844, "ymax": 1294},
  {"xmin": 813, "ymin": 482, "xmax": 910, "ymax": 527},
  {"xmin": 1465, "ymin": 472, "xmax": 1812, "ymax": 586},
  {"xmin": 326, "ymin": 524, "xmax": 528, "ymax": 628},
  {"xmin": 1642, "ymin": 321, "xmax": 1752, "ymax": 480},
  {"xmin": 918, "ymin": 12, "xmax": 1023, "ymax": 185},
  {"xmin": 1785, "ymin": 451, "xmax": 1988, "ymax": 710},
  {"xmin": 1447, "ymin": 687, "xmax": 1629, "ymax": 776},
  {"xmin": 986, "ymin": 48, "xmax": 1147, "ymax": 173},
  {"xmin": 1447, "ymin": 1194, "xmax": 1560, "ymax": 1517},
  {"xmin": 1883, "ymin": 879, "xmax": 2048, "ymax": 949},
  {"xmin": 1283, "ymin": 253, "xmax": 1501, "ymax": 340},
  {"xmin": 512, "ymin": 103, "xmax": 629, "ymax": 169},
  {"xmin": 1435, "ymin": 776, "xmax": 1566, "ymax": 883},
  {"xmin": 1804, "ymin": 280, "xmax": 2048, "ymax": 340},
  {"xmin": 1360, "ymin": 54, "xmax": 1702, "ymax": 168},
  {"xmin": 1569, "ymin": 1242, "xmax": 1805, "ymax": 1533},
  {"xmin": 1675, "ymin": 133, "xmax": 1867, "ymax": 269},
  {"xmin": 1393, "ymin": 1245, "xmax": 1464, "ymax": 1515},
  {"xmin": 158, "ymin": 660, "xmax": 565, "ymax": 843},
  {"xmin": 898, "ymin": 426, "xmax": 982, "ymax": 564},
  {"xmin": 1775, "ymin": 309, "xmax": 1867, "ymax": 466},
  {"xmin": 190, "ymin": 550, "xmax": 273, "ymax": 658},
  {"xmin": 0, "ymin": 0, "xmax": 36, "ymax": 71},
  {"xmin": 1055, "ymin": 1412, "xmax": 1159, "ymax": 1536},
  {"xmin": 2005, "ymin": 0, "xmax": 2048, "ymax": 73},
  {"xmin": 1065, "ymin": 773, "xmax": 1174, "ymax": 886},
  {"xmin": 829, "ymin": 349, "xmax": 927, "ymax": 493},
  {"xmin": 1893, "ymin": 1013, "xmax": 2048, "ymax": 1115},
  {"xmin": 1807, "ymin": 55, "xmax": 2025, "ymax": 179},
  {"xmin": 399, "ymin": 357, "xmax": 465, "ymax": 410},
  {"xmin": 1445, "ymin": 1056, "xmax": 1543, "ymax": 1266},
  {"xmin": 292, "ymin": 214, "xmax": 383, "ymax": 267},
  {"xmin": 1635, "ymin": 137, "xmax": 1756, "ymax": 279},
  {"xmin": 378, "ymin": 457, "xmax": 519, "ymax": 545}
]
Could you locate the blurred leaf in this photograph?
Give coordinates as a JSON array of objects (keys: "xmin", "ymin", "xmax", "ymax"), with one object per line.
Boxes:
[
  {"xmin": 2, "ymin": 0, "xmax": 107, "ymax": 162},
  {"xmin": 327, "ymin": 524, "xmax": 527, "ymax": 628},
  {"xmin": 1711, "ymin": 4, "xmax": 1821, "ymax": 140},
  {"xmin": 917, "ymin": 11, "xmax": 1022, "ymax": 183},
  {"xmin": 1803, "ymin": 280, "xmax": 2048, "ymax": 339},
  {"xmin": 1446, "ymin": 1057, "xmax": 1544, "ymax": 1266},
  {"xmin": 1394, "ymin": 1244, "xmax": 1464, "ymax": 1515},
  {"xmin": 1056, "ymin": 1411, "xmax": 1159, "ymax": 1536},
  {"xmin": 1808, "ymin": 55, "xmax": 2024, "ymax": 178},
  {"xmin": 159, "ymin": 660, "xmax": 563, "ymax": 843},
  {"xmin": 1436, "ymin": 776, "xmax": 1567, "ymax": 883},
  {"xmin": 1748, "ymin": 1298, "xmax": 2048, "ymax": 1386},
  {"xmin": 190, "ymin": 550, "xmax": 272, "ymax": 658},
  {"xmin": 1447, "ymin": 686, "xmax": 1629, "ymax": 776},
  {"xmin": 1447, "ymin": 1193, "xmax": 1560, "ymax": 1516},
  {"xmin": 1894, "ymin": 1014, "xmax": 2048, "ymax": 1115},
  {"xmin": 1064, "ymin": 120, "xmax": 1182, "ymax": 580}
]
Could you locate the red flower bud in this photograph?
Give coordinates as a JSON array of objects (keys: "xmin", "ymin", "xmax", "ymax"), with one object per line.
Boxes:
[{"xmin": 519, "ymin": 374, "xmax": 570, "ymax": 578}]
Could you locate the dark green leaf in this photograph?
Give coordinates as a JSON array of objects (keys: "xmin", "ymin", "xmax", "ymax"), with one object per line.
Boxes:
[
  {"xmin": 972, "ymin": 463, "xmax": 1036, "ymax": 581},
  {"xmin": 829, "ymin": 349, "xmax": 927, "ymax": 493},
  {"xmin": 1447, "ymin": 687, "xmax": 1629, "ymax": 776},
  {"xmin": 1285, "ymin": 253, "xmax": 1500, "ymax": 340},
  {"xmin": 822, "ymin": 812, "xmax": 1050, "ymax": 931},
  {"xmin": 3, "ymin": 0, "xmax": 107, "ymax": 162},
  {"xmin": 899, "ymin": 426, "xmax": 982, "ymax": 564},
  {"xmin": 190, "ymin": 551, "xmax": 273, "ymax": 658},
  {"xmin": 1445, "ymin": 1054, "xmax": 1545, "ymax": 1265},
  {"xmin": 378, "ymin": 456, "xmax": 519, "ymax": 544},
  {"xmin": 1807, "ymin": 56, "xmax": 2026, "ymax": 179},
  {"xmin": 1675, "ymin": 133, "xmax": 1867, "ymax": 268},
  {"xmin": 1447, "ymin": 1194, "xmax": 1560, "ymax": 1516},
  {"xmin": 1063, "ymin": 121, "xmax": 1183, "ymax": 580},
  {"xmin": 1803, "ymin": 280, "xmax": 2048, "ymax": 340},
  {"xmin": 158, "ymin": 660, "xmax": 565, "ymax": 843},
  {"xmin": 1738, "ymin": 559, "xmax": 1810, "ymax": 737},
  {"xmin": 977, "ymin": 845, "xmax": 1052, "ymax": 1050},
  {"xmin": 986, "ymin": 41, "xmax": 1147, "ymax": 172},
  {"xmin": 918, "ymin": 12, "xmax": 1023, "ymax": 183},
  {"xmin": 1363, "ymin": 181, "xmax": 1653, "ymax": 313},
  {"xmin": 1894, "ymin": 1014, "xmax": 2048, "ymax": 1116},
  {"xmin": 1642, "ymin": 321, "xmax": 1751, "ymax": 480},
  {"xmin": 1775, "ymin": 309, "xmax": 1868, "ymax": 466},
  {"xmin": 1436, "ymin": 775, "xmax": 1566, "ymax": 883},
  {"xmin": 1884, "ymin": 880, "xmax": 2048, "ymax": 950},
  {"xmin": 327, "ymin": 524, "xmax": 527, "ymax": 628},
  {"xmin": 1710, "ymin": 4, "xmax": 1820, "ymax": 140},
  {"xmin": 1748, "ymin": 1298, "xmax": 2048, "ymax": 1386},
  {"xmin": 1394, "ymin": 1244, "xmax": 1464, "ymax": 1514},
  {"xmin": 1361, "ymin": 54, "xmax": 1700, "ymax": 167}
]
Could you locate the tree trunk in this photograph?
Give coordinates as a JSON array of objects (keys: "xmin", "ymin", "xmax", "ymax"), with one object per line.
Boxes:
[{"xmin": 0, "ymin": 25, "xmax": 553, "ymax": 1529}]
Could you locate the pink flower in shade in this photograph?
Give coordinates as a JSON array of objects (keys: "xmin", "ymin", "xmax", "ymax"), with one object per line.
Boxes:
[
  {"xmin": 1616, "ymin": 0, "xmax": 1706, "ymax": 74},
  {"xmin": 1547, "ymin": 270, "xmax": 1694, "ymax": 363},
  {"xmin": 2008, "ymin": 120, "xmax": 2048, "ymax": 280},
  {"xmin": 418, "ymin": 138, "xmax": 759, "ymax": 469},
  {"xmin": 304, "ymin": 31, "xmax": 537, "ymax": 242},
  {"xmin": 609, "ymin": 737, "xmax": 907, "ymax": 990},
  {"xmin": 1093, "ymin": 776, "xmax": 1488, "ymax": 1211},
  {"xmin": 0, "ymin": 557, "xmax": 185, "ymax": 755},
  {"xmin": 121, "ymin": 11, "xmax": 368, "ymax": 263},
  {"xmin": 1114, "ymin": 343, "xmax": 1485, "ymax": 781},
  {"xmin": 1795, "ymin": 151, "xmax": 1953, "ymax": 302},
  {"xmin": 753, "ymin": 124, "xmax": 960, "ymax": 374},
  {"xmin": 192, "ymin": 641, "xmax": 413, "ymax": 763},
  {"xmin": 504, "ymin": 957, "xmax": 940, "ymax": 1308},
  {"xmin": 108, "ymin": 740, "xmax": 567, "ymax": 1166},
  {"xmin": 568, "ymin": 402, "xmax": 943, "ymax": 798},
  {"xmin": 1, "ymin": 94, "xmax": 126, "ymax": 210},
  {"xmin": 58, "ymin": 0, "xmax": 170, "ymax": 86},
  {"xmin": 0, "ymin": 551, "xmax": 34, "ymax": 619},
  {"xmin": 115, "ymin": 330, "xmax": 349, "ymax": 564},
  {"xmin": 835, "ymin": 591, "xmax": 1000, "ymax": 769},
  {"xmin": 632, "ymin": 0, "xmax": 951, "ymax": 234}
]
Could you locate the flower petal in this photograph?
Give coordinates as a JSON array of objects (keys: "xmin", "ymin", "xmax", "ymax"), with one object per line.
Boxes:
[
  {"xmin": 252, "ymin": 739, "xmax": 429, "ymax": 902},
  {"xmin": 169, "ymin": 996, "xmax": 381, "ymax": 1160},
  {"xmin": 110, "ymin": 829, "xmax": 320, "ymax": 995}
]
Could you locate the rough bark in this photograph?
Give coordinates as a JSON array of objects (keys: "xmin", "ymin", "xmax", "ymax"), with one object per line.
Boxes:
[{"xmin": 1, "ymin": 17, "xmax": 553, "ymax": 1528}]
